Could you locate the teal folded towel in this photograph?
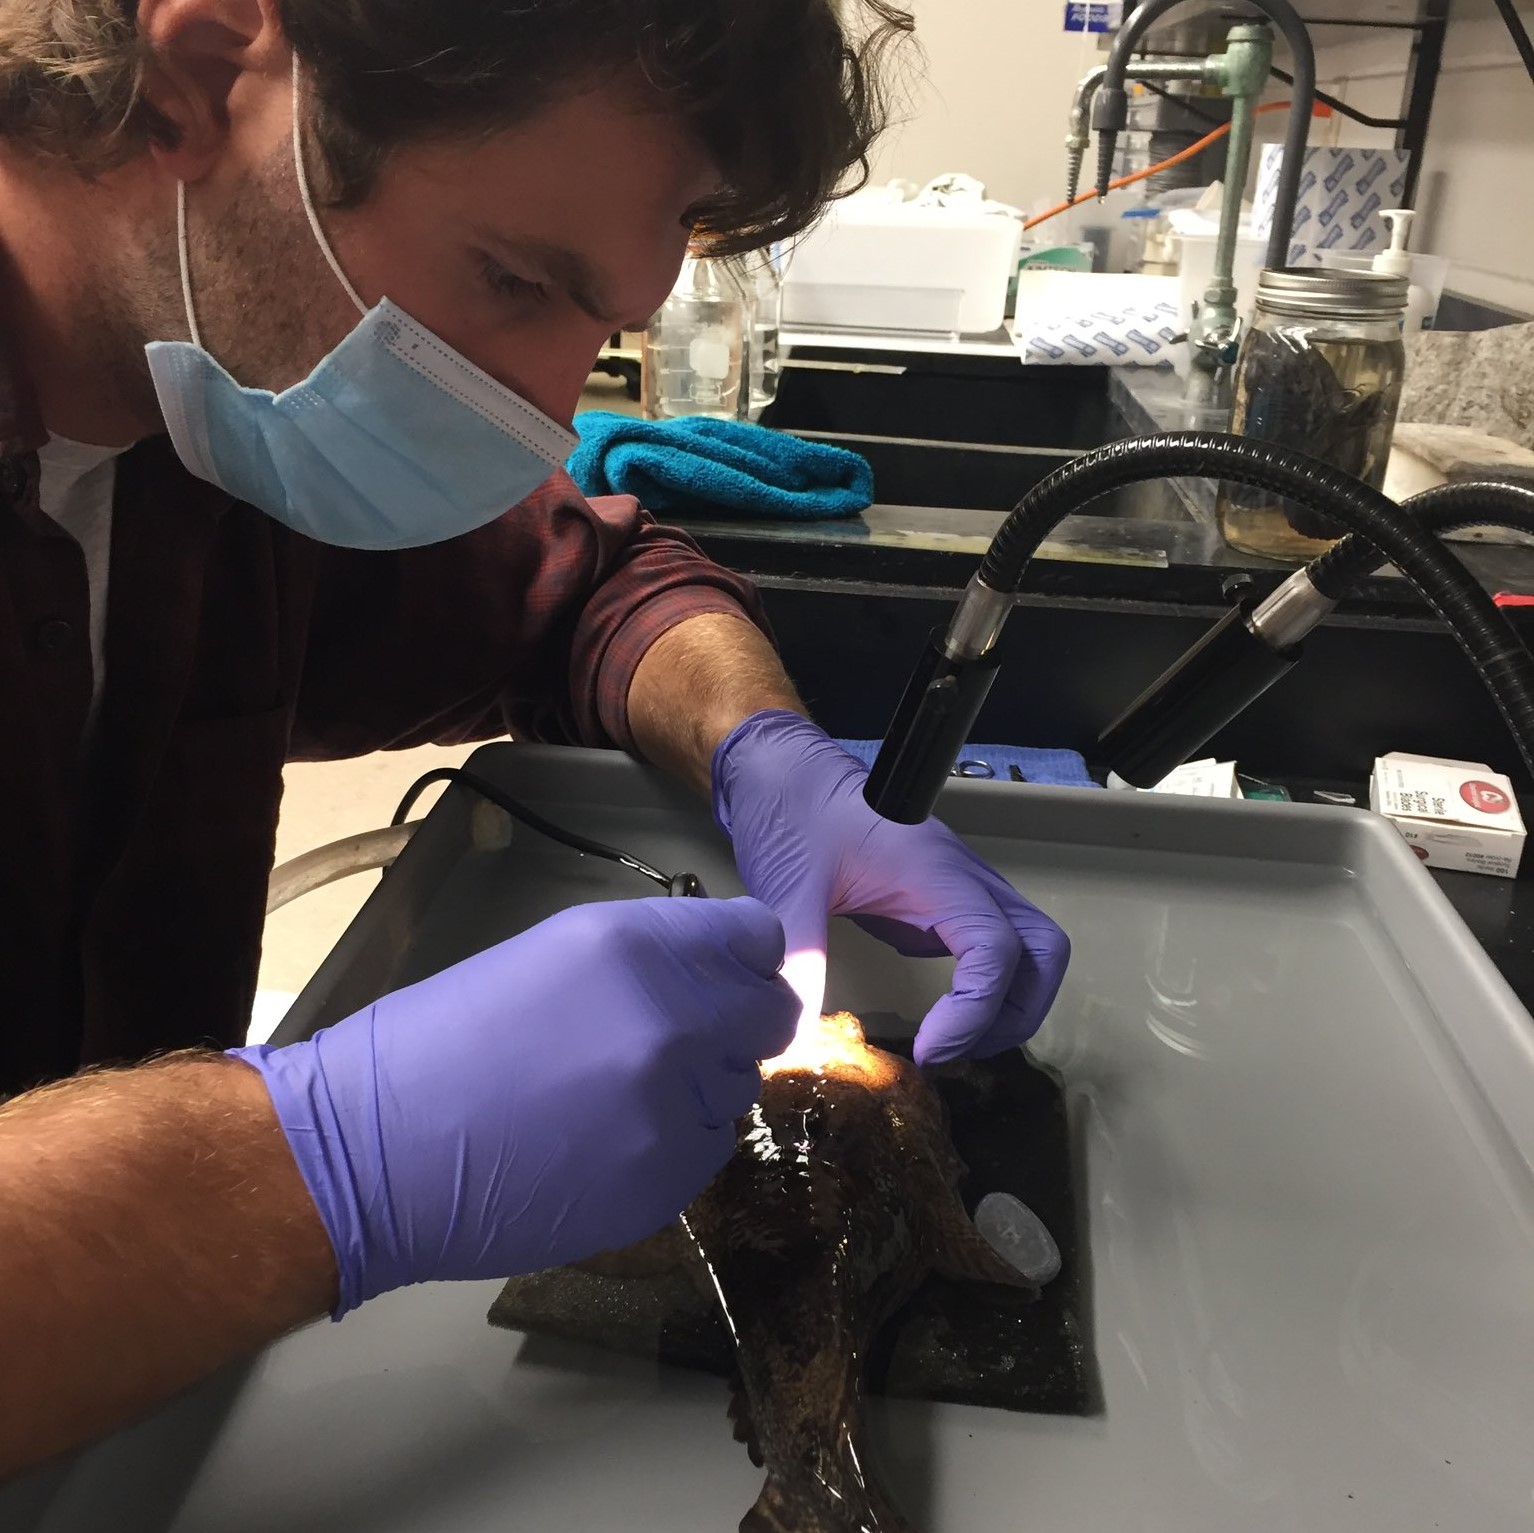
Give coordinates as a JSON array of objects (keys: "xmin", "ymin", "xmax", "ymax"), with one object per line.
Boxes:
[{"xmin": 568, "ymin": 411, "xmax": 874, "ymax": 520}]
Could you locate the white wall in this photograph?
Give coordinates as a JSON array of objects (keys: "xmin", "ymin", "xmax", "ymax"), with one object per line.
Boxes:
[
  {"xmin": 1256, "ymin": 0, "xmax": 1534, "ymax": 314},
  {"xmin": 868, "ymin": 0, "xmax": 1111, "ymax": 217},
  {"xmin": 872, "ymin": 0, "xmax": 1534, "ymax": 313}
]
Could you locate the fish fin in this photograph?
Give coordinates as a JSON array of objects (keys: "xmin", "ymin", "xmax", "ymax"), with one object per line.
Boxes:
[
  {"xmin": 727, "ymin": 1374, "xmax": 765, "ymax": 1469},
  {"xmin": 927, "ymin": 1199, "xmax": 1040, "ymax": 1294},
  {"xmin": 574, "ymin": 1222, "xmax": 688, "ymax": 1279}
]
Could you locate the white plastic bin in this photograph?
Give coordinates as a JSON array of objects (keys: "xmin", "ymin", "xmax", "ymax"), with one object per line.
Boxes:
[{"xmin": 783, "ymin": 198, "xmax": 1022, "ymax": 336}]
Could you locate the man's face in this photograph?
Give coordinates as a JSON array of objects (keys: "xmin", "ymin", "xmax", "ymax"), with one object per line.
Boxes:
[{"xmin": 183, "ymin": 72, "xmax": 714, "ymax": 428}]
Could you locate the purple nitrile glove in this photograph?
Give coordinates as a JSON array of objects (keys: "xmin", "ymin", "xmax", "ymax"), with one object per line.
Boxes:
[
  {"xmin": 231, "ymin": 896, "xmax": 796, "ymax": 1317},
  {"xmin": 713, "ymin": 710, "xmax": 1071, "ymax": 1067}
]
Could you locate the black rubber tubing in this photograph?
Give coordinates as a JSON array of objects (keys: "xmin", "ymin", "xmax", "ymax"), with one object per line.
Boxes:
[
  {"xmin": 1310, "ymin": 480, "xmax": 1534, "ymax": 599},
  {"xmin": 392, "ymin": 767, "xmax": 672, "ymax": 890},
  {"xmin": 976, "ymin": 434, "xmax": 1534, "ymax": 783}
]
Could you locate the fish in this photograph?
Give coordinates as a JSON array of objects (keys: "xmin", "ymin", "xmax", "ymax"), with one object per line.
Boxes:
[{"xmin": 587, "ymin": 1012, "xmax": 1036, "ymax": 1533}]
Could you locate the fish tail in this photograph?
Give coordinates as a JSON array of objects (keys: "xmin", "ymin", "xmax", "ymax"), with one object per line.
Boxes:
[{"xmin": 740, "ymin": 1469, "xmax": 914, "ymax": 1533}]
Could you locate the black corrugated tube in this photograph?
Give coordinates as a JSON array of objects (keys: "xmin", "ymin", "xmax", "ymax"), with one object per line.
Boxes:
[
  {"xmin": 976, "ymin": 435, "xmax": 1534, "ymax": 781},
  {"xmin": 1309, "ymin": 480, "xmax": 1534, "ymax": 599}
]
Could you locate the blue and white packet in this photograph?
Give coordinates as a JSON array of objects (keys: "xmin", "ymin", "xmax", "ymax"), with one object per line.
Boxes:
[{"xmin": 1251, "ymin": 145, "xmax": 1411, "ymax": 266}]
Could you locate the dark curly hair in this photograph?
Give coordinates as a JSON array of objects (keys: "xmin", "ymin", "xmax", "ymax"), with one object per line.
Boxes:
[{"xmin": 0, "ymin": 0, "xmax": 916, "ymax": 255}]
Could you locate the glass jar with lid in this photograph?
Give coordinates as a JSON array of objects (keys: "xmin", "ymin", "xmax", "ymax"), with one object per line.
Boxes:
[{"xmin": 1218, "ymin": 267, "xmax": 1408, "ymax": 562}]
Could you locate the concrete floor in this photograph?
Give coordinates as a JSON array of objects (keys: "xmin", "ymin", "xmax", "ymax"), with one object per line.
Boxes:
[{"xmin": 254, "ymin": 373, "xmax": 644, "ymax": 1038}]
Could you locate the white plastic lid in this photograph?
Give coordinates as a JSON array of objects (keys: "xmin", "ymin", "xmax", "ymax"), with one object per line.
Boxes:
[{"xmin": 974, "ymin": 1192, "xmax": 1062, "ymax": 1284}]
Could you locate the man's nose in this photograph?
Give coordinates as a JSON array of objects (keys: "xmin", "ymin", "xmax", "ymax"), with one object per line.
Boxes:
[{"xmin": 499, "ymin": 318, "xmax": 618, "ymax": 432}]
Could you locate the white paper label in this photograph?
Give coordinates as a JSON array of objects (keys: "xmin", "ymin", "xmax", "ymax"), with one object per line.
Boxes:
[{"xmin": 688, "ymin": 331, "xmax": 731, "ymax": 382}]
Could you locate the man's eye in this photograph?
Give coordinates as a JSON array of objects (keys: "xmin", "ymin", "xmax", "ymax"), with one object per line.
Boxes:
[{"xmin": 480, "ymin": 257, "xmax": 551, "ymax": 305}]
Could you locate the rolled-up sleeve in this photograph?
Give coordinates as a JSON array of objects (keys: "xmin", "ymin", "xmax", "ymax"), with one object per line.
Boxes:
[{"xmin": 291, "ymin": 469, "xmax": 769, "ymax": 760}]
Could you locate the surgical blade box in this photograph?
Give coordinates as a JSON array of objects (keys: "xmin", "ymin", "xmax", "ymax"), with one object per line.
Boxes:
[{"xmin": 1370, "ymin": 751, "xmax": 1526, "ymax": 878}]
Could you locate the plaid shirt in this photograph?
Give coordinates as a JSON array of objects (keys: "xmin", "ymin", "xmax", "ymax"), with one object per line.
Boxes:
[{"xmin": 0, "ymin": 334, "xmax": 766, "ymax": 1093}]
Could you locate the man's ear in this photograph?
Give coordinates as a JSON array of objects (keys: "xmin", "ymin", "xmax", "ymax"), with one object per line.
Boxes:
[{"xmin": 133, "ymin": 0, "xmax": 289, "ymax": 182}]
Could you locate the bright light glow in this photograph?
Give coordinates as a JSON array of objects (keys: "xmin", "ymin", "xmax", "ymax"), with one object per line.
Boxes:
[
  {"xmin": 762, "ymin": 1010, "xmax": 900, "ymax": 1087},
  {"xmin": 780, "ymin": 948, "xmax": 827, "ymax": 1032}
]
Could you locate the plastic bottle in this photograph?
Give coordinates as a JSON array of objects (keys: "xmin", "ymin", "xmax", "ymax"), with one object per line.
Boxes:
[
  {"xmin": 1373, "ymin": 209, "xmax": 1433, "ymax": 336},
  {"xmin": 641, "ymin": 257, "xmax": 750, "ymax": 421}
]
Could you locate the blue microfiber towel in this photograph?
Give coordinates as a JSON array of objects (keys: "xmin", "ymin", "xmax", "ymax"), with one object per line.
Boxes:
[
  {"xmin": 834, "ymin": 740, "xmax": 1100, "ymax": 790},
  {"xmin": 569, "ymin": 411, "xmax": 874, "ymax": 521}
]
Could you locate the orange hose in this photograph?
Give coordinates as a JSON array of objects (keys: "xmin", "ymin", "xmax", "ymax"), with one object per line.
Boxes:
[{"xmin": 1022, "ymin": 100, "xmax": 1298, "ymax": 233}]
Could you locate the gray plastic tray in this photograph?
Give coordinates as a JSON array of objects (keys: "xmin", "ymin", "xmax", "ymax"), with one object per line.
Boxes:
[{"xmin": 7, "ymin": 742, "xmax": 1534, "ymax": 1532}]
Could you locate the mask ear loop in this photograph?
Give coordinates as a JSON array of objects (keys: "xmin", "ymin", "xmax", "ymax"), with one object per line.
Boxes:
[
  {"xmin": 176, "ymin": 182, "xmax": 203, "ymax": 349},
  {"xmin": 291, "ymin": 53, "xmax": 369, "ymax": 317}
]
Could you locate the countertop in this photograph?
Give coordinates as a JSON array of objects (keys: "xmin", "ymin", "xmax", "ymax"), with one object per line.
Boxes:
[
  {"xmin": 675, "ymin": 494, "xmax": 1534, "ymax": 617},
  {"xmin": 696, "ymin": 349, "xmax": 1534, "ymax": 612}
]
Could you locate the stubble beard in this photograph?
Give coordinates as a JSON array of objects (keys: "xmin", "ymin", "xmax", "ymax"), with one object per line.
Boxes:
[{"xmin": 123, "ymin": 138, "xmax": 345, "ymax": 398}]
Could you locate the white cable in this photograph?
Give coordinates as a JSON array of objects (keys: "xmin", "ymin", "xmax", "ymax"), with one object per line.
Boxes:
[
  {"xmin": 291, "ymin": 53, "xmax": 368, "ymax": 316},
  {"xmin": 175, "ymin": 181, "xmax": 202, "ymax": 348}
]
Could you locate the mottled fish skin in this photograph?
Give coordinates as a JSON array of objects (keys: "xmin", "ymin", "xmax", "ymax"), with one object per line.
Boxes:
[{"xmin": 683, "ymin": 1015, "xmax": 1030, "ymax": 1533}]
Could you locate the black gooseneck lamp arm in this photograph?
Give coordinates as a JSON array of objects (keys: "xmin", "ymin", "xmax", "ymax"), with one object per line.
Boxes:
[{"xmin": 863, "ymin": 436, "xmax": 1534, "ymax": 825}]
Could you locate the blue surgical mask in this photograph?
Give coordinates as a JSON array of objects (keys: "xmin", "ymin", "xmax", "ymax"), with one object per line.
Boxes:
[{"xmin": 145, "ymin": 61, "xmax": 576, "ymax": 551}]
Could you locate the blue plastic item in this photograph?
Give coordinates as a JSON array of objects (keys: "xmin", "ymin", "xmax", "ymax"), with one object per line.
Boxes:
[
  {"xmin": 834, "ymin": 740, "xmax": 1099, "ymax": 790},
  {"xmin": 568, "ymin": 411, "xmax": 873, "ymax": 520}
]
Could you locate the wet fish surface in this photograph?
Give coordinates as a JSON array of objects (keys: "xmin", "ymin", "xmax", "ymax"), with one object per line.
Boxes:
[{"xmin": 609, "ymin": 1013, "xmax": 1035, "ymax": 1533}]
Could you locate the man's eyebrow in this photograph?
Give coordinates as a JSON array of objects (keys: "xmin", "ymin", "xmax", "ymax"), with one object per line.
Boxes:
[{"xmin": 476, "ymin": 229, "xmax": 625, "ymax": 326}]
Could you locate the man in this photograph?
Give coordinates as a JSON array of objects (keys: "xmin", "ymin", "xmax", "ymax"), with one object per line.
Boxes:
[{"xmin": 0, "ymin": 0, "xmax": 1070, "ymax": 1482}]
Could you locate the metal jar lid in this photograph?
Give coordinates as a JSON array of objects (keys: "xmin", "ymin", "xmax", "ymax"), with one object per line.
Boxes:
[{"xmin": 1255, "ymin": 266, "xmax": 1409, "ymax": 320}]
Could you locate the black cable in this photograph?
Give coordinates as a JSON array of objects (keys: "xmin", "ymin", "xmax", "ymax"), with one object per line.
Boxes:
[
  {"xmin": 1269, "ymin": 66, "xmax": 1405, "ymax": 129},
  {"xmin": 392, "ymin": 767, "xmax": 673, "ymax": 891},
  {"xmin": 1493, "ymin": 0, "xmax": 1534, "ymax": 87},
  {"xmin": 976, "ymin": 435, "xmax": 1534, "ymax": 783},
  {"xmin": 1136, "ymin": 79, "xmax": 1228, "ymax": 129},
  {"xmin": 1310, "ymin": 480, "xmax": 1534, "ymax": 598}
]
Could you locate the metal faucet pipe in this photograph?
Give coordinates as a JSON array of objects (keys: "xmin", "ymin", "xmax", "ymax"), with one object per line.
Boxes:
[
  {"xmin": 864, "ymin": 437, "xmax": 1534, "ymax": 822},
  {"xmin": 1187, "ymin": 22, "xmax": 1270, "ymax": 368},
  {"xmin": 1093, "ymin": 0, "xmax": 1317, "ymax": 269},
  {"xmin": 1065, "ymin": 60, "xmax": 1213, "ymax": 203}
]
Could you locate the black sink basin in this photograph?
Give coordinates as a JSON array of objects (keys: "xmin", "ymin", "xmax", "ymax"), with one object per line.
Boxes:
[
  {"xmin": 768, "ymin": 343, "xmax": 1112, "ymax": 450},
  {"xmin": 767, "ymin": 343, "xmax": 1190, "ymax": 521},
  {"xmin": 782, "ymin": 429, "xmax": 1191, "ymax": 521}
]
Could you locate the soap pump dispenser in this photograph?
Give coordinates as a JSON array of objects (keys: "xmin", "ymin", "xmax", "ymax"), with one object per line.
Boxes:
[{"xmin": 1374, "ymin": 209, "xmax": 1432, "ymax": 334}]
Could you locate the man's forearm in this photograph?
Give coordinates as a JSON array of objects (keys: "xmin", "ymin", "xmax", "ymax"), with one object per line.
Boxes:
[
  {"xmin": 0, "ymin": 1054, "xmax": 336, "ymax": 1481},
  {"xmin": 627, "ymin": 613, "xmax": 806, "ymax": 794}
]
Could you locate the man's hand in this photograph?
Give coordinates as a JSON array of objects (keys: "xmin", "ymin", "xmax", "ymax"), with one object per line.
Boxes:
[
  {"xmin": 713, "ymin": 711, "xmax": 1071, "ymax": 1065},
  {"xmin": 0, "ymin": 897, "xmax": 793, "ymax": 1482},
  {"xmin": 233, "ymin": 896, "xmax": 797, "ymax": 1315}
]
